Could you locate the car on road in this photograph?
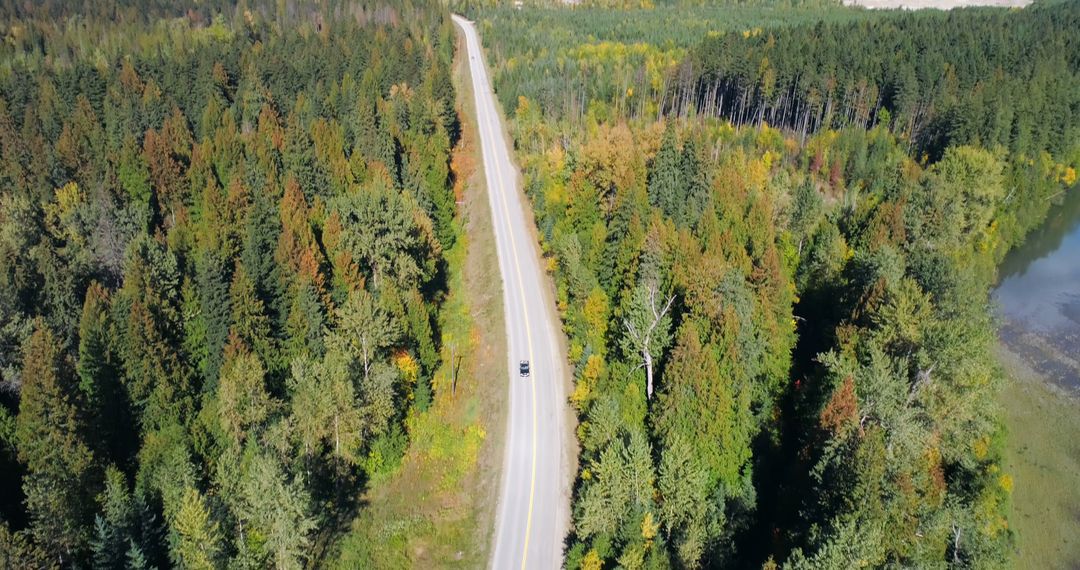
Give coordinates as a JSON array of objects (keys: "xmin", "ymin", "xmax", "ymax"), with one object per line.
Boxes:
[{"xmin": 519, "ymin": 360, "xmax": 530, "ymax": 377}]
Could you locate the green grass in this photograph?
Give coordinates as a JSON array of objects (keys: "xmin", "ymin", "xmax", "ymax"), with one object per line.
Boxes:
[
  {"xmin": 999, "ymin": 345, "xmax": 1080, "ymax": 569},
  {"xmin": 329, "ymin": 25, "xmax": 508, "ymax": 569}
]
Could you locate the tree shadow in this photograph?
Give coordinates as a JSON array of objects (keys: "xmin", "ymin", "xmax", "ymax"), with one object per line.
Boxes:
[
  {"xmin": 308, "ymin": 457, "xmax": 369, "ymax": 567},
  {"xmin": 0, "ymin": 396, "xmax": 28, "ymax": 530},
  {"xmin": 730, "ymin": 276, "xmax": 848, "ymax": 566}
]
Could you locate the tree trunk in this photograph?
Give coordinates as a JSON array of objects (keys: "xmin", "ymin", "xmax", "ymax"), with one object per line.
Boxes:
[{"xmin": 644, "ymin": 349, "xmax": 654, "ymax": 400}]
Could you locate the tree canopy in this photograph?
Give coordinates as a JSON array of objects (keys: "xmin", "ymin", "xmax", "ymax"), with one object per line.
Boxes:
[
  {"xmin": 0, "ymin": 0, "xmax": 461, "ymax": 566},
  {"xmin": 472, "ymin": 1, "xmax": 1079, "ymax": 567}
]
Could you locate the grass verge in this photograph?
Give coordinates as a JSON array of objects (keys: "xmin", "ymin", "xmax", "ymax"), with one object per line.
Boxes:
[
  {"xmin": 999, "ymin": 345, "xmax": 1080, "ymax": 569},
  {"xmin": 329, "ymin": 24, "xmax": 508, "ymax": 569}
]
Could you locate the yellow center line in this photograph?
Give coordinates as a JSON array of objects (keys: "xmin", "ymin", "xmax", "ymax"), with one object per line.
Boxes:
[{"xmin": 472, "ymin": 35, "xmax": 540, "ymax": 569}]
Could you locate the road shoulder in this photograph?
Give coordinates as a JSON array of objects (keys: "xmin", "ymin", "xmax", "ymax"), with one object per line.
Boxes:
[
  {"xmin": 328, "ymin": 19, "xmax": 509, "ymax": 568},
  {"xmin": 451, "ymin": 20, "xmax": 511, "ymax": 566}
]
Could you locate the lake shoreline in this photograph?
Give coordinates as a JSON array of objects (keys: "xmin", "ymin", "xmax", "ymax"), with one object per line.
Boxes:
[{"xmin": 998, "ymin": 321, "xmax": 1080, "ymax": 397}]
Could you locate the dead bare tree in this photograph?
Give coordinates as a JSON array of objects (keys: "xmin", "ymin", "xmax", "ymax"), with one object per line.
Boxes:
[{"xmin": 623, "ymin": 281, "xmax": 676, "ymax": 400}]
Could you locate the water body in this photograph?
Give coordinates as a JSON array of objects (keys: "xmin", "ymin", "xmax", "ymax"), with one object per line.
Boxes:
[{"xmin": 994, "ymin": 186, "xmax": 1080, "ymax": 395}]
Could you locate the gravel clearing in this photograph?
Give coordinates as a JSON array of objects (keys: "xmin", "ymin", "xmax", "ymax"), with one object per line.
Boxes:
[{"xmin": 844, "ymin": 0, "xmax": 1030, "ymax": 8}]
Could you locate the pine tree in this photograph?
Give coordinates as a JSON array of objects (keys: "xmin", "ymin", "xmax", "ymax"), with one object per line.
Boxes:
[
  {"xmin": 91, "ymin": 466, "xmax": 151, "ymax": 570},
  {"xmin": 660, "ymin": 276, "xmax": 759, "ymax": 488},
  {"xmin": 657, "ymin": 435, "xmax": 720, "ymax": 568},
  {"xmin": 330, "ymin": 289, "xmax": 401, "ymax": 383},
  {"xmin": 121, "ymin": 299, "xmax": 192, "ymax": 429},
  {"xmin": 0, "ymin": 520, "xmax": 56, "ymax": 570},
  {"xmin": 115, "ymin": 233, "xmax": 191, "ymax": 427},
  {"xmin": 330, "ymin": 185, "xmax": 439, "ymax": 291},
  {"xmin": 283, "ymin": 280, "xmax": 326, "ymax": 362},
  {"xmin": 241, "ymin": 186, "xmax": 284, "ymax": 328},
  {"xmin": 283, "ymin": 110, "xmax": 326, "ymax": 203},
  {"xmin": 275, "ymin": 177, "xmax": 328, "ymax": 298},
  {"xmin": 575, "ymin": 429, "xmax": 657, "ymax": 542},
  {"xmin": 404, "ymin": 289, "xmax": 438, "ymax": 376},
  {"xmin": 126, "ymin": 543, "xmax": 151, "ymax": 570},
  {"xmin": 288, "ymin": 355, "xmax": 364, "ymax": 464},
  {"xmin": 142, "ymin": 128, "xmax": 183, "ymax": 221},
  {"xmin": 353, "ymin": 69, "xmax": 398, "ymax": 183},
  {"xmin": 789, "ymin": 180, "xmax": 823, "ymax": 253}
]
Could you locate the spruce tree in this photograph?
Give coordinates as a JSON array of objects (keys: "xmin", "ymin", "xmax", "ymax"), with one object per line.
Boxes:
[
  {"xmin": 678, "ymin": 136, "xmax": 709, "ymax": 229},
  {"xmin": 283, "ymin": 280, "xmax": 326, "ymax": 362},
  {"xmin": 195, "ymin": 251, "xmax": 232, "ymax": 388},
  {"xmin": 76, "ymin": 282, "xmax": 135, "ymax": 467},
  {"xmin": 228, "ymin": 264, "xmax": 274, "ymax": 376},
  {"xmin": 16, "ymin": 323, "xmax": 99, "ymax": 565},
  {"xmin": 647, "ymin": 124, "xmax": 683, "ymax": 222}
]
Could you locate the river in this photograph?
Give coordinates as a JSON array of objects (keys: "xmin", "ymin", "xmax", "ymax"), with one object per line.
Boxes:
[{"xmin": 994, "ymin": 186, "xmax": 1080, "ymax": 395}]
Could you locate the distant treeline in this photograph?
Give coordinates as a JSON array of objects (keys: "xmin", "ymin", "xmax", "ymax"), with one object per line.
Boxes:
[
  {"xmin": 480, "ymin": 2, "xmax": 1080, "ymax": 165},
  {"xmin": 681, "ymin": 4, "xmax": 1080, "ymax": 161}
]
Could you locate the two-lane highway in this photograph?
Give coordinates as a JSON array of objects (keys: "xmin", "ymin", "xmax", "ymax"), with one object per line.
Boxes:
[{"xmin": 452, "ymin": 15, "xmax": 572, "ymax": 570}]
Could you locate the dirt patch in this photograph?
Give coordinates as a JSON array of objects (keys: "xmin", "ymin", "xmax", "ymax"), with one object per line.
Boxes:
[{"xmin": 843, "ymin": 0, "xmax": 1030, "ymax": 9}]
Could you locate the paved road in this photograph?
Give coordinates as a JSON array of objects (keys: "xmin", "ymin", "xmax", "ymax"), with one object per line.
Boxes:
[{"xmin": 452, "ymin": 14, "xmax": 572, "ymax": 570}]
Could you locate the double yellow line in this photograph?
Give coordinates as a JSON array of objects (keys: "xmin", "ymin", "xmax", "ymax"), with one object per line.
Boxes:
[{"xmin": 469, "ymin": 26, "xmax": 540, "ymax": 570}]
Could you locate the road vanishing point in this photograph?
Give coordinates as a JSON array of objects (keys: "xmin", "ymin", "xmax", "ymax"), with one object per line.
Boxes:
[{"xmin": 452, "ymin": 14, "xmax": 573, "ymax": 570}]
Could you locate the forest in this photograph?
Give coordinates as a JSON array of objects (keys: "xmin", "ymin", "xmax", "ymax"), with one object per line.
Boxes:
[
  {"xmin": 2, "ymin": 0, "xmax": 1079, "ymax": 568},
  {"xmin": 0, "ymin": 0, "xmax": 462, "ymax": 567},
  {"xmin": 468, "ymin": 0, "xmax": 1079, "ymax": 567}
]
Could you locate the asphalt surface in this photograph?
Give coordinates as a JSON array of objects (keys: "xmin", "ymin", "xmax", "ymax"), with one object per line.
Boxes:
[{"xmin": 452, "ymin": 14, "xmax": 572, "ymax": 570}]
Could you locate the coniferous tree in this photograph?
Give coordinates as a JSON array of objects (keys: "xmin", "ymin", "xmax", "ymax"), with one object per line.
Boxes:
[
  {"xmin": 678, "ymin": 136, "xmax": 709, "ymax": 229},
  {"xmin": 194, "ymin": 251, "xmax": 232, "ymax": 388},
  {"xmin": 76, "ymin": 282, "xmax": 135, "ymax": 467},
  {"xmin": 0, "ymin": 520, "xmax": 56, "ymax": 570},
  {"xmin": 91, "ymin": 466, "xmax": 161, "ymax": 570},
  {"xmin": 228, "ymin": 264, "xmax": 275, "ymax": 377},
  {"xmin": 234, "ymin": 448, "xmax": 316, "ymax": 569},
  {"xmin": 16, "ymin": 323, "xmax": 98, "ymax": 565},
  {"xmin": 283, "ymin": 280, "xmax": 327, "ymax": 363},
  {"xmin": 172, "ymin": 488, "xmax": 222, "ymax": 570},
  {"xmin": 288, "ymin": 354, "xmax": 364, "ymax": 465},
  {"xmin": 216, "ymin": 339, "xmax": 274, "ymax": 448},
  {"xmin": 647, "ymin": 124, "xmax": 682, "ymax": 222}
]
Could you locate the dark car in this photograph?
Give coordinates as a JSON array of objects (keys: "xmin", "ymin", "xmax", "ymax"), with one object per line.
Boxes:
[{"xmin": 519, "ymin": 360, "xmax": 530, "ymax": 377}]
